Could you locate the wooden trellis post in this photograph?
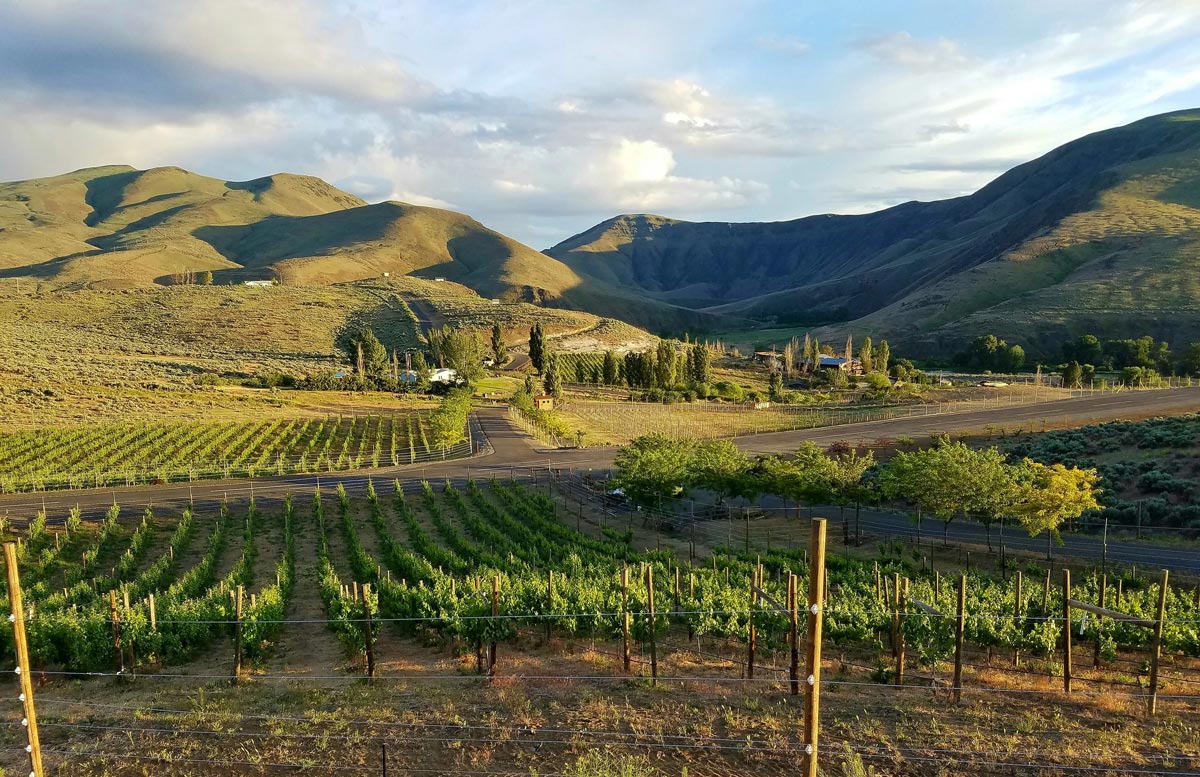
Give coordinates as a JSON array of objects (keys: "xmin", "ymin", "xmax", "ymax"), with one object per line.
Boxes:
[
  {"xmin": 803, "ymin": 519, "xmax": 827, "ymax": 777},
  {"xmin": 747, "ymin": 566, "xmax": 757, "ymax": 680},
  {"xmin": 646, "ymin": 565, "xmax": 658, "ymax": 686},
  {"xmin": 363, "ymin": 583, "xmax": 376, "ymax": 681},
  {"xmin": 789, "ymin": 572, "xmax": 800, "ymax": 696},
  {"xmin": 546, "ymin": 569, "xmax": 554, "ymax": 641},
  {"xmin": 1094, "ymin": 575, "xmax": 1107, "ymax": 670},
  {"xmin": 621, "ymin": 566, "xmax": 631, "ymax": 674},
  {"xmin": 109, "ymin": 589, "xmax": 123, "ymax": 673},
  {"xmin": 233, "ymin": 585, "xmax": 244, "ymax": 685},
  {"xmin": 1062, "ymin": 569, "xmax": 1072, "ymax": 695},
  {"xmin": 488, "ymin": 575, "xmax": 500, "ymax": 680},
  {"xmin": 4, "ymin": 543, "xmax": 45, "ymax": 777},
  {"xmin": 1148, "ymin": 569, "xmax": 1169, "ymax": 716},
  {"xmin": 1013, "ymin": 571, "xmax": 1022, "ymax": 668},
  {"xmin": 953, "ymin": 574, "xmax": 967, "ymax": 703}
]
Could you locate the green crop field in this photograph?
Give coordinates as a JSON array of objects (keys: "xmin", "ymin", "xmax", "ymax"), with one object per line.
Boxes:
[
  {"xmin": 0, "ymin": 412, "xmax": 459, "ymax": 492},
  {"xmin": 1, "ymin": 478, "xmax": 1197, "ymax": 775}
]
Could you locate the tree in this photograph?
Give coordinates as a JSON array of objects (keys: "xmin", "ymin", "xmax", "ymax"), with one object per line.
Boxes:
[
  {"xmin": 1178, "ymin": 343, "xmax": 1200, "ymax": 376},
  {"xmin": 1081, "ymin": 364, "xmax": 1096, "ymax": 386},
  {"xmin": 655, "ymin": 340, "xmax": 676, "ymax": 388},
  {"xmin": 429, "ymin": 389, "xmax": 472, "ymax": 451},
  {"xmin": 767, "ymin": 370, "xmax": 783, "ymax": 400},
  {"xmin": 439, "ymin": 329, "xmax": 486, "ymax": 388},
  {"xmin": 1063, "ymin": 334, "xmax": 1103, "ymax": 365},
  {"xmin": 426, "ymin": 325, "xmax": 451, "ymax": 367},
  {"xmin": 1061, "ymin": 360, "xmax": 1083, "ymax": 389},
  {"xmin": 411, "ymin": 351, "xmax": 430, "ymax": 389},
  {"xmin": 874, "ymin": 340, "xmax": 890, "ymax": 373},
  {"xmin": 882, "ymin": 437, "xmax": 1016, "ymax": 547},
  {"xmin": 801, "ymin": 332, "xmax": 812, "ymax": 374},
  {"xmin": 756, "ymin": 442, "xmax": 841, "ymax": 508},
  {"xmin": 690, "ymin": 440, "xmax": 757, "ymax": 503},
  {"xmin": 1012, "ymin": 459, "xmax": 1101, "ymax": 544},
  {"xmin": 198, "ymin": 270, "xmax": 213, "ymax": 285},
  {"xmin": 529, "ymin": 322, "xmax": 545, "ymax": 373},
  {"xmin": 602, "ymin": 351, "xmax": 618, "ymax": 385},
  {"xmin": 611, "ymin": 434, "xmax": 697, "ymax": 509},
  {"xmin": 574, "ymin": 359, "xmax": 586, "ymax": 384},
  {"xmin": 1006, "ymin": 345, "xmax": 1026, "ymax": 372},
  {"xmin": 543, "ymin": 352, "xmax": 562, "ymax": 397},
  {"xmin": 692, "ymin": 344, "xmax": 710, "ymax": 384},
  {"xmin": 346, "ymin": 328, "xmax": 389, "ymax": 379},
  {"xmin": 844, "ymin": 334, "xmax": 853, "ymax": 361},
  {"xmin": 781, "ymin": 342, "xmax": 794, "ymax": 379},
  {"xmin": 490, "ymin": 323, "xmax": 508, "ymax": 367},
  {"xmin": 858, "ymin": 337, "xmax": 872, "ymax": 374}
]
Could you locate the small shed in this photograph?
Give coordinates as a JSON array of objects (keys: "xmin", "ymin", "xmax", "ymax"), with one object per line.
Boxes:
[
  {"xmin": 817, "ymin": 355, "xmax": 865, "ymax": 376},
  {"xmin": 534, "ymin": 394, "xmax": 555, "ymax": 411}
]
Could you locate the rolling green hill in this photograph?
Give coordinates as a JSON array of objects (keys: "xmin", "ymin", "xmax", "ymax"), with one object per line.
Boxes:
[
  {"xmin": 0, "ymin": 165, "xmax": 724, "ymax": 332},
  {"xmin": 550, "ymin": 109, "xmax": 1200, "ymax": 353}
]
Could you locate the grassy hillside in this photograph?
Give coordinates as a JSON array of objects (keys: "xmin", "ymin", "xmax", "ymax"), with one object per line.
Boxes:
[
  {"xmin": 0, "ymin": 165, "xmax": 728, "ymax": 333},
  {"xmin": 551, "ymin": 110, "xmax": 1200, "ymax": 353}
]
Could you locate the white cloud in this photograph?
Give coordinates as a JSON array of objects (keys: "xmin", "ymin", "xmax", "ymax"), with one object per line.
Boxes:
[
  {"xmin": 0, "ymin": 0, "xmax": 1199, "ymax": 247},
  {"xmin": 611, "ymin": 139, "xmax": 675, "ymax": 182},
  {"xmin": 857, "ymin": 31, "xmax": 970, "ymax": 72},
  {"xmin": 757, "ymin": 34, "xmax": 810, "ymax": 56}
]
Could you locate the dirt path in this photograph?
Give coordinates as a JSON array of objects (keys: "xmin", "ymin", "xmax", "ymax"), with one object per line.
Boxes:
[{"xmin": 261, "ymin": 493, "xmax": 347, "ymax": 676}]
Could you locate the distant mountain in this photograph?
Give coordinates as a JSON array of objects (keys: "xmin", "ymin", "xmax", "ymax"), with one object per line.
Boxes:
[
  {"xmin": 0, "ymin": 164, "xmax": 724, "ymax": 331},
  {"xmin": 6, "ymin": 108, "xmax": 1200, "ymax": 352},
  {"xmin": 550, "ymin": 109, "xmax": 1200, "ymax": 353}
]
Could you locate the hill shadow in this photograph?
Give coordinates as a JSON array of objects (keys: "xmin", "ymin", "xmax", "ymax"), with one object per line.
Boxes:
[{"xmin": 82, "ymin": 170, "xmax": 143, "ymax": 227}]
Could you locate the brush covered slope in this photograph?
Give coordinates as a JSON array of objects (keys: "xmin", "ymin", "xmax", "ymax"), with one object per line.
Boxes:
[
  {"xmin": 549, "ymin": 109, "xmax": 1200, "ymax": 352},
  {"xmin": 0, "ymin": 164, "xmax": 719, "ymax": 331}
]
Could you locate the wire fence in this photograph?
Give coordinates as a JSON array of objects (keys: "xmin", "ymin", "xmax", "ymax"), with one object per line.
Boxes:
[{"xmin": 2, "ymin": 467, "xmax": 1200, "ymax": 776}]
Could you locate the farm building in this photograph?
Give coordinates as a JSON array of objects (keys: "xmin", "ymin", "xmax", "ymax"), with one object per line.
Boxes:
[
  {"xmin": 534, "ymin": 394, "xmax": 555, "ymax": 410},
  {"xmin": 817, "ymin": 355, "xmax": 864, "ymax": 375}
]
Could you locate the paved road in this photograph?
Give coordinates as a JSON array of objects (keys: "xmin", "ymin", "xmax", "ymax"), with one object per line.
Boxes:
[{"xmin": 3, "ymin": 388, "xmax": 1199, "ymax": 573}]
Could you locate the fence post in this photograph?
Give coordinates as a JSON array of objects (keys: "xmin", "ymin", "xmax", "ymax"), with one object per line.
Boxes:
[
  {"xmin": 789, "ymin": 572, "xmax": 799, "ymax": 696},
  {"xmin": 363, "ymin": 583, "xmax": 376, "ymax": 681},
  {"xmin": 149, "ymin": 592, "xmax": 157, "ymax": 633},
  {"xmin": 1148, "ymin": 569, "xmax": 1169, "ymax": 716},
  {"xmin": 546, "ymin": 570, "xmax": 554, "ymax": 642},
  {"xmin": 1062, "ymin": 568, "xmax": 1072, "ymax": 695},
  {"xmin": 488, "ymin": 575, "xmax": 500, "ymax": 680},
  {"xmin": 803, "ymin": 519, "xmax": 827, "ymax": 777},
  {"xmin": 1014, "ymin": 571, "xmax": 1022, "ymax": 668},
  {"xmin": 1094, "ymin": 575, "xmax": 1107, "ymax": 669},
  {"xmin": 233, "ymin": 584, "xmax": 244, "ymax": 685},
  {"xmin": 953, "ymin": 574, "xmax": 966, "ymax": 703},
  {"xmin": 747, "ymin": 566, "xmax": 757, "ymax": 680},
  {"xmin": 109, "ymin": 589, "xmax": 124, "ymax": 674},
  {"xmin": 897, "ymin": 578, "xmax": 907, "ymax": 685},
  {"xmin": 4, "ymin": 543, "xmax": 45, "ymax": 777},
  {"xmin": 646, "ymin": 565, "xmax": 658, "ymax": 686},
  {"xmin": 621, "ymin": 566, "xmax": 631, "ymax": 674}
]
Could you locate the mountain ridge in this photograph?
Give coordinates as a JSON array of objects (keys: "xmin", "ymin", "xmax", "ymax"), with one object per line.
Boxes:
[{"xmin": 4, "ymin": 108, "xmax": 1200, "ymax": 352}]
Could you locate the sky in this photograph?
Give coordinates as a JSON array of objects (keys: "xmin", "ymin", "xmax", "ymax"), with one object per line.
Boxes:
[{"xmin": 1, "ymin": 1, "xmax": 1199, "ymax": 248}]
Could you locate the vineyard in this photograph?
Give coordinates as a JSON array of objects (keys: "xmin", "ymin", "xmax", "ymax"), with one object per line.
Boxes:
[
  {"xmin": 1, "ymin": 475, "xmax": 1198, "ymax": 775},
  {"xmin": 0, "ymin": 412, "xmax": 467, "ymax": 492}
]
